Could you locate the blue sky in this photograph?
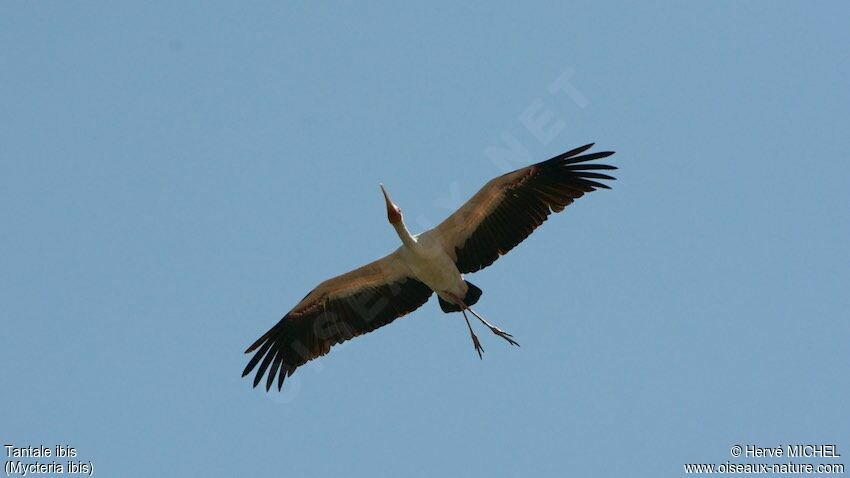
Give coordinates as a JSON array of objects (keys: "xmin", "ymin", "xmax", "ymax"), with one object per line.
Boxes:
[{"xmin": 2, "ymin": 2, "xmax": 848, "ymax": 476}]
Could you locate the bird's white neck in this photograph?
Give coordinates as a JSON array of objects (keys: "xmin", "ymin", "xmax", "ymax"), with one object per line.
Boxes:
[{"xmin": 392, "ymin": 219, "xmax": 417, "ymax": 248}]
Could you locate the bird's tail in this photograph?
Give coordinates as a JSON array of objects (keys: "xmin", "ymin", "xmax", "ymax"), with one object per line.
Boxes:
[{"xmin": 439, "ymin": 281, "xmax": 482, "ymax": 313}]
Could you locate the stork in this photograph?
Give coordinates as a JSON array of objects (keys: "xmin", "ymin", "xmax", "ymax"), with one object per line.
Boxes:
[{"xmin": 243, "ymin": 143, "xmax": 616, "ymax": 390}]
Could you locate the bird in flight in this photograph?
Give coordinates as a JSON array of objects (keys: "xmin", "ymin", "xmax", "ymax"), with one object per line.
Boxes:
[{"xmin": 243, "ymin": 143, "xmax": 616, "ymax": 390}]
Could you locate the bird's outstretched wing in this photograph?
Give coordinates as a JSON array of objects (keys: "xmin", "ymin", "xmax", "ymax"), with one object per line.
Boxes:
[
  {"xmin": 242, "ymin": 251, "xmax": 433, "ymax": 391},
  {"xmin": 422, "ymin": 143, "xmax": 616, "ymax": 273}
]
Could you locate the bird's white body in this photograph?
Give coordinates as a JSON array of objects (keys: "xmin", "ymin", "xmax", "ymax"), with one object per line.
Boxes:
[{"xmin": 392, "ymin": 221, "xmax": 468, "ymax": 303}]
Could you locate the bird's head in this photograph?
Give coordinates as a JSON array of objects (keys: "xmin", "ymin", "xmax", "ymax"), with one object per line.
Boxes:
[{"xmin": 380, "ymin": 184, "xmax": 403, "ymax": 225}]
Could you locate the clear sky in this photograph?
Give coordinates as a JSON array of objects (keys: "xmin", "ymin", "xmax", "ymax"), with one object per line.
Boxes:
[{"xmin": 2, "ymin": 2, "xmax": 848, "ymax": 476}]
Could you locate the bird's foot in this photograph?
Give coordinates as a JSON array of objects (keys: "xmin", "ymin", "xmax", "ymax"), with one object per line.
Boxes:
[
  {"xmin": 488, "ymin": 325, "xmax": 520, "ymax": 347},
  {"xmin": 471, "ymin": 332, "xmax": 485, "ymax": 359},
  {"xmin": 461, "ymin": 309, "xmax": 485, "ymax": 359}
]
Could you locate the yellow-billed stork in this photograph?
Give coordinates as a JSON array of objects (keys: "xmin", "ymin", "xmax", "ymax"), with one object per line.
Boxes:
[{"xmin": 243, "ymin": 143, "xmax": 616, "ymax": 390}]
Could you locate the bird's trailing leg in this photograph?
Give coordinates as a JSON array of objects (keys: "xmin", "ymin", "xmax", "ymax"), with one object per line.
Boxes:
[
  {"xmin": 461, "ymin": 309, "xmax": 484, "ymax": 359},
  {"xmin": 445, "ymin": 291, "xmax": 520, "ymax": 355},
  {"xmin": 465, "ymin": 306, "xmax": 520, "ymax": 347}
]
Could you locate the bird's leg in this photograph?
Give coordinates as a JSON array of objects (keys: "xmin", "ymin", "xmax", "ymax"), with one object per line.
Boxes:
[
  {"xmin": 466, "ymin": 307, "xmax": 520, "ymax": 347},
  {"xmin": 461, "ymin": 309, "xmax": 484, "ymax": 359}
]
